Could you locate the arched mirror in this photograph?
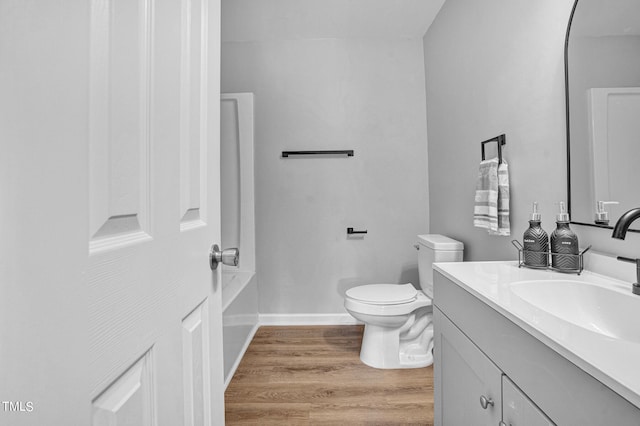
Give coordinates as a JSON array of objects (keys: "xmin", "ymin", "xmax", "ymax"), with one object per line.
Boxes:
[{"xmin": 566, "ymin": 0, "xmax": 640, "ymax": 232}]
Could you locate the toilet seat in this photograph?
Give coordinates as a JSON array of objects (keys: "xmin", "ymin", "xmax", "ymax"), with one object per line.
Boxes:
[
  {"xmin": 344, "ymin": 284, "xmax": 431, "ymax": 316},
  {"xmin": 345, "ymin": 284, "xmax": 417, "ymax": 305}
]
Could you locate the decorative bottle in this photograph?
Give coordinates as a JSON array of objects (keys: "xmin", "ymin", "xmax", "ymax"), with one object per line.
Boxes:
[
  {"xmin": 550, "ymin": 202, "xmax": 579, "ymax": 271},
  {"xmin": 523, "ymin": 202, "xmax": 549, "ymax": 268}
]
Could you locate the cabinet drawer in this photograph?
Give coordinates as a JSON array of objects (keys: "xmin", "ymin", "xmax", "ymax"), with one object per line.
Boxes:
[
  {"xmin": 503, "ymin": 375, "xmax": 554, "ymax": 426},
  {"xmin": 435, "ymin": 307, "xmax": 502, "ymax": 426}
]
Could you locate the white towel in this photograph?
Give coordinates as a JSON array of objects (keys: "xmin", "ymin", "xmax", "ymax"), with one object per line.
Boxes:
[{"xmin": 474, "ymin": 158, "xmax": 510, "ymax": 236}]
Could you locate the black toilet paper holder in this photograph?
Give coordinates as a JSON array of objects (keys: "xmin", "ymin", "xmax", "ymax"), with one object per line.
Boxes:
[{"xmin": 347, "ymin": 228, "xmax": 368, "ymax": 235}]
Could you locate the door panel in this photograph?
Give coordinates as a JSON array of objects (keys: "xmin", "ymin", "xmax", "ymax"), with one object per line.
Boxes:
[
  {"xmin": 180, "ymin": 0, "xmax": 207, "ymax": 229},
  {"xmin": 0, "ymin": 0, "xmax": 223, "ymax": 424},
  {"xmin": 92, "ymin": 351, "xmax": 155, "ymax": 426},
  {"xmin": 182, "ymin": 302, "xmax": 212, "ymax": 426},
  {"xmin": 588, "ymin": 87, "xmax": 640, "ymax": 210},
  {"xmin": 89, "ymin": 0, "xmax": 152, "ymax": 249},
  {"xmin": 88, "ymin": 0, "xmax": 221, "ymax": 421}
]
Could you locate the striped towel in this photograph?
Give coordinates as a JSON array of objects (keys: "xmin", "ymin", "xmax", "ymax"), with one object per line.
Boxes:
[{"xmin": 473, "ymin": 158, "xmax": 510, "ymax": 236}]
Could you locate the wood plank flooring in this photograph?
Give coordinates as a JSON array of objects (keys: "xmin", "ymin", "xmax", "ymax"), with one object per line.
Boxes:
[{"xmin": 224, "ymin": 325, "xmax": 434, "ymax": 425}]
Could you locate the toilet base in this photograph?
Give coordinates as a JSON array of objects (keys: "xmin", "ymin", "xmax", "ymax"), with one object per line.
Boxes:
[
  {"xmin": 359, "ymin": 307, "xmax": 433, "ymax": 369},
  {"xmin": 398, "ymin": 342, "xmax": 433, "ymax": 368}
]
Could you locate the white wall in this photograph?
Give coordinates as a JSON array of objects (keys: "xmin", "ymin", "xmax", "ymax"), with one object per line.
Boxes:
[
  {"xmin": 222, "ymin": 38, "xmax": 429, "ymax": 314},
  {"xmin": 424, "ymin": 0, "xmax": 640, "ymax": 261}
]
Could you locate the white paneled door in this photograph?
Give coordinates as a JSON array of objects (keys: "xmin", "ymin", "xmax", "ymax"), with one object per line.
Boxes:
[{"xmin": 0, "ymin": 0, "xmax": 224, "ymax": 425}]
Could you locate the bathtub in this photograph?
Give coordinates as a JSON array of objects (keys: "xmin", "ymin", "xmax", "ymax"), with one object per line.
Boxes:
[{"xmin": 220, "ymin": 93, "xmax": 259, "ymax": 387}]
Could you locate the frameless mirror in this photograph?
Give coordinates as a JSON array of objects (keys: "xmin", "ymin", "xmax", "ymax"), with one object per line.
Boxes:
[{"xmin": 566, "ymin": 0, "xmax": 640, "ymax": 231}]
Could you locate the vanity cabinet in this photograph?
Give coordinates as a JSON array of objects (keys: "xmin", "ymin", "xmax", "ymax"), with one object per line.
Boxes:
[
  {"xmin": 435, "ymin": 306, "xmax": 553, "ymax": 426},
  {"xmin": 433, "ymin": 270, "xmax": 640, "ymax": 426},
  {"xmin": 436, "ymin": 306, "xmax": 502, "ymax": 425},
  {"xmin": 502, "ymin": 376, "xmax": 554, "ymax": 426}
]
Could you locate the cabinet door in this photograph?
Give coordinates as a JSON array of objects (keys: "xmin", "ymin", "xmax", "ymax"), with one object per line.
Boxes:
[
  {"xmin": 502, "ymin": 376, "xmax": 555, "ymax": 426},
  {"xmin": 434, "ymin": 308, "xmax": 502, "ymax": 426}
]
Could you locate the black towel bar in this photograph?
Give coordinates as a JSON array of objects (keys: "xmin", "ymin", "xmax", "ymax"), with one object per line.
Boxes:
[
  {"xmin": 282, "ymin": 150, "xmax": 354, "ymax": 158},
  {"xmin": 480, "ymin": 134, "xmax": 506, "ymax": 164}
]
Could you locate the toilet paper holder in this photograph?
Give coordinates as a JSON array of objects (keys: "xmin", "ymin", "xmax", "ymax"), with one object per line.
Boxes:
[{"xmin": 347, "ymin": 227, "xmax": 367, "ymax": 235}]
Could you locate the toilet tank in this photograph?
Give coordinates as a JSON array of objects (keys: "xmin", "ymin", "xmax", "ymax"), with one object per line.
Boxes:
[{"xmin": 417, "ymin": 234, "xmax": 463, "ymax": 298}]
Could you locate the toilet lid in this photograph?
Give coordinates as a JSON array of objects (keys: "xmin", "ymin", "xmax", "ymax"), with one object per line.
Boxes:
[{"xmin": 346, "ymin": 284, "xmax": 417, "ymax": 305}]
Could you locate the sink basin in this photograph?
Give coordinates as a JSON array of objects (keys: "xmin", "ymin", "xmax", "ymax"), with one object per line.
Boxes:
[{"xmin": 510, "ymin": 280, "xmax": 640, "ymax": 343}]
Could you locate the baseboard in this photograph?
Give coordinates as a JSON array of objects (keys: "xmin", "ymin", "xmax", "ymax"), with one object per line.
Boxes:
[
  {"xmin": 259, "ymin": 313, "xmax": 361, "ymax": 326},
  {"xmin": 224, "ymin": 322, "xmax": 260, "ymax": 390}
]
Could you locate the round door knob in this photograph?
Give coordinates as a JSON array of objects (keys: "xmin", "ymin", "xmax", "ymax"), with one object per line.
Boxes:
[
  {"xmin": 210, "ymin": 244, "xmax": 239, "ymax": 270},
  {"xmin": 479, "ymin": 395, "xmax": 494, "ymax": 410}
]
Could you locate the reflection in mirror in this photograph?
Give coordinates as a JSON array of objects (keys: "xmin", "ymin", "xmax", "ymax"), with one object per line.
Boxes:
[{"xmin": 566, "ymin": 0, "xmax": 640, "ymax": 231}]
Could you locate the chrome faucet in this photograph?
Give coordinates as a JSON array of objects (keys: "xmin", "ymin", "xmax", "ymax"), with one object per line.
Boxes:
[{"xmin": 612, "ymin": 208, "xmax": 640, "ymax": 295}]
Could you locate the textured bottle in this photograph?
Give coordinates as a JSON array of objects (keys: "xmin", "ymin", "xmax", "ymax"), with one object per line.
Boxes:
[
  {"xmin": 550, "ymin": 202, "xmax": 579, "ymax": 271},
  {"xmin": 523, "ymin": 202, "xmax": 549, "ymax": 268}
]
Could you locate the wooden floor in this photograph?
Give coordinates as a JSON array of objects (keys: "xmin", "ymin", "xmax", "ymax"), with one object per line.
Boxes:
[{"xmin": 224, "ymin": 325, "xmax": 434, "ymax": 425}]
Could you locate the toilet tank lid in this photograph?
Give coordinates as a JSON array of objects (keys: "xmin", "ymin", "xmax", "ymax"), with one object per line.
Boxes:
[{"xmin": 417, "ymin": 234, "xmax": 464, "ymax": 250}]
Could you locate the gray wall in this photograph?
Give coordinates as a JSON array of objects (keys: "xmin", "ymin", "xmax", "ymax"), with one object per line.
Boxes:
[
  {"xmin": 424, "ymin": 0, "xmax": 640, "ymax": 261},
  {"xmin": 424, "ymin": 0, "xmax": 574, "ymax": 260},
  {"xmin": 222, "ymin": 38, "xmax": 429, "ymax": 314}
]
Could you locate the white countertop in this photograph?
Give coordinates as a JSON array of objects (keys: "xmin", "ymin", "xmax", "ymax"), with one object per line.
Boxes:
[{"xmin": 433, "ymin": 261, "xmax": 640, "ymax": 409}]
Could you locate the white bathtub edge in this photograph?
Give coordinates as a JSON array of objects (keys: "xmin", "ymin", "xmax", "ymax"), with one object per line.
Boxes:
[
  {"xmin": 224, "ymin": 322, "xmax": 260, "ymax": 390},
  {"xmin": 222, "ymin": 271, "xmax": 256, "ymax": 312}
]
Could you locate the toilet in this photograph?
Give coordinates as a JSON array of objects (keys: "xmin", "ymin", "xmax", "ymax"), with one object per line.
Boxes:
[{"xmin": 344, "ymin": 234, "xmax": 463, "ymax": 369}]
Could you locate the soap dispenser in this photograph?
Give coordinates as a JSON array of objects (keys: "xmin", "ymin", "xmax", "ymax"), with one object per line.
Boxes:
[
  {"xmin": 523, "ymin": 202, "xmax": 549, "ymax": 267},
  {"xmin": 550, "ymin": 202, "xmax": 579, "ymax": 271},
  {"xmin": 594, "ymin": 201, "xmax": 619, "ymax": 226}
]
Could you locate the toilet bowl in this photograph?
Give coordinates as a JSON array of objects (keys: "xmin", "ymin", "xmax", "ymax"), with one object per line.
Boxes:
[
  {"xmin": 344, "ymin": 235, "xmax": 463, "ymax": 369},
  {"xmin": 345, "ymin": 284, "xmax": 433, "ymax": 368}
]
